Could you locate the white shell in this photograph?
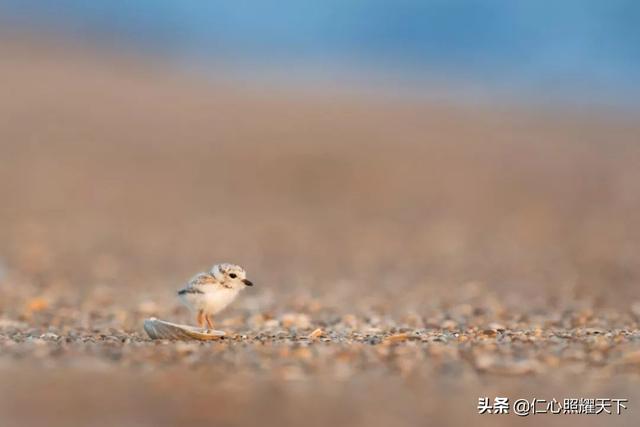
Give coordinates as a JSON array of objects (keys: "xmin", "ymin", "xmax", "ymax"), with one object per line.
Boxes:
[{"xmin": 144, "ymin": 318, "xmax": 225, "ymax": 341}]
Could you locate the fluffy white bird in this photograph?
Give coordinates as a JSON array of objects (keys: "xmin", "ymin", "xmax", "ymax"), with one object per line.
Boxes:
[{"xmin": 178, "ymin": 263, "xmax": 253, "ymax": 329}]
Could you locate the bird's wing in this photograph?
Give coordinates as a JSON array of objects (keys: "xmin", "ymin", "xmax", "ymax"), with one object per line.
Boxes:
[{"xmin": 177, "ymin": 272, "xmax": 217, "ymax": 295}]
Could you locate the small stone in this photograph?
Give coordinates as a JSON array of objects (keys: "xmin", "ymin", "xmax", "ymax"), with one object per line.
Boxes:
[
  {"xmin": 40, "ymin": 332, "xmax": 59, "ymax": 340},
  {"xmin": 308, "ymin": 328, "xmax": 325, "ymax": 340},
  {"xmin": 0, "ymin": 318, "xmax": 28, "ymax": 329},
  {"xmin": 441, "ymin": 320, "xmax": 457, "ymax": 330},
  {"xmin": 487, "ymin": 322, "xmax": 506, "ymax": 331},
  {"xmin": 480, "ymin": 329, "xmax": 498, "ymax": 338},
  {"xmin": 342, "ymin": 314, "xmax": 358, "ymax": 328},
  {"xmin": 281, "ymin": 313, "xmax": 311, "ymax": 329},
  {"xmin": 263, "ymin": 319, "xmax": 280, "ymax": 329},
  {"xmin": 384, "ymin": 333, "xmax": 409, "ymax": 343},
  {"xmin": 26, "ymin": 298, "xmax": 48, "ymax": 313}
]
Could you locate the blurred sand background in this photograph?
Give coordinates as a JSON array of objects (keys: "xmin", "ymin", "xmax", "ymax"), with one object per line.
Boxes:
[{"xmin": 1, "ymin": 34, "xmax": 640, "ymax": 427}]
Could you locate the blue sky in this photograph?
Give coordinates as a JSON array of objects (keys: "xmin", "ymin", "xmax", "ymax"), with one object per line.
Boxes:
[{"xmin": 2, "ymin": 1, "xmax": 639, "ymax": 106}]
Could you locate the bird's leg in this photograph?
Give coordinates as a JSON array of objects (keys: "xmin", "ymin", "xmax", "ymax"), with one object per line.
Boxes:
[
  {"xmin": 205, "ymin": 314, "xmax": 214, "ymax": 330},
  {"xmin": 196, "ymin": 310, "xmax": 205, "ymax": 329}
]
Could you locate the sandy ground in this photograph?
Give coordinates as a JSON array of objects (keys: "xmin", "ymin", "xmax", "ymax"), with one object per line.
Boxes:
[{"xmin": 1, "ymin": 36, "xmax": 640, "ymax": 426}]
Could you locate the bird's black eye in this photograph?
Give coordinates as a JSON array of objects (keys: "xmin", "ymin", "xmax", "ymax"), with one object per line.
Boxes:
[{"xmin": 229, "ymin": 273, "xmax": 237, "ymax": 279}]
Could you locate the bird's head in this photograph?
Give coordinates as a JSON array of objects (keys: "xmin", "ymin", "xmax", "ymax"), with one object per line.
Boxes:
[{"xmin": 210, "ymin": 263, "xmax": 254, "ymax": 289}]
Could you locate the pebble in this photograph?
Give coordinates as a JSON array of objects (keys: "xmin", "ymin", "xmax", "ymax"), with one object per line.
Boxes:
[{"xmin": 0, "ymin": 291, "xmax": 637, "ymax": 383}]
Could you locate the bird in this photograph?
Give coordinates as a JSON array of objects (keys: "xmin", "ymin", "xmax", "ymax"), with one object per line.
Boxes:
[{"xmin": 177, "ymin": 263, "xmax": 254, "ymax": 330}]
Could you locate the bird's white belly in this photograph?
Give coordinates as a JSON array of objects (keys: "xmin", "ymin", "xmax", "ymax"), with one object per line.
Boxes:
[{"xmin": 201, "ymin": 287, "xmax": 239, "ymax": 314}]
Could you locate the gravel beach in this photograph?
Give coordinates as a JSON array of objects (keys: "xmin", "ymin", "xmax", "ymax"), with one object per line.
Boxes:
[{"xmin": 1, "ymin": 38, "xmax": 639, "ymax": 427}]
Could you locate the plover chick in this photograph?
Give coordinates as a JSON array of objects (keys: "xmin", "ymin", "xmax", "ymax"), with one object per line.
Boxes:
[{"xmin": 177, "ymin": 263, "xmax": 254, "ymax": 329}]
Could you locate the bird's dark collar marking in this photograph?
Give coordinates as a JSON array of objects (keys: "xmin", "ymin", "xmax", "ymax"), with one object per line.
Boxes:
[{"xmin": 178, "ymin": 288, "xmax": 204, "ymax": 295}]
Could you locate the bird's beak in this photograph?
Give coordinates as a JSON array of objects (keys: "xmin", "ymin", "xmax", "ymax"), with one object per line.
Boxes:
[{"xmin": 242, "ymin": 279, "xmax": 254, "ymax": 287}]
